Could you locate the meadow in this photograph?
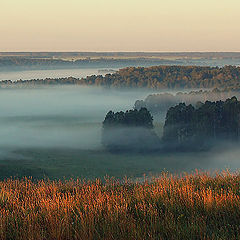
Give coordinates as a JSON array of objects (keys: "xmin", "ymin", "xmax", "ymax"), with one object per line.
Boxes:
[
  {"xmin": 0, "ymin": 171, "xmax": 239, "ymax": 240},
  {"xmin": 0, "ymin": 86, "xmax": 239, "ymax": 239},
  {"xmin": 0, "ymin": 147, "xmax": 213, "ymax": 180},
  {"xmin": 0, "ymin": 86, "xmax": 239, "ymax": 180}
]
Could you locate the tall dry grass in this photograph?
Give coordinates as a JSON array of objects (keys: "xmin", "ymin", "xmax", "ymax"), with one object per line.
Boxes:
[{"xmin": 0, "ymin": 171, "xmax": 239, "ymax": 240}]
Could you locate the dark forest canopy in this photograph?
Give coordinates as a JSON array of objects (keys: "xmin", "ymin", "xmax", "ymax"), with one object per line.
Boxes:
[
  {"xmin": 102, "ymin": 108, "xmax": 160, "ymax": 151},
  {"xmin": 134, "ymin": 88, "xmax": 240, "ymax": 115},
  {"xmin": 1, "ymin": 65, "xmax": 240, "ymax": 90},
  {"xmin": 163, "ymin": 97, "xmax": 240, "ymax": 150},
  {"xmin": 103, "ymin": 97, "xmax": 240, "ymax": 152},
  {"xmin": 103, "ymin": 108, "xmax": 154, "ymax": 129}
]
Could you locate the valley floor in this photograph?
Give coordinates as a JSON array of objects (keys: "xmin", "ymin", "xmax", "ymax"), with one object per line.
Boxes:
[{"xmin": 0, "ymin": 146, "xmax": 238, "ymax": 180}]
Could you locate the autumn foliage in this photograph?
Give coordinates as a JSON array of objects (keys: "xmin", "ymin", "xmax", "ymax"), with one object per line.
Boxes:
[{"xmin": 0, "ymin": 171, "xmax": 239, "ymax": 239}]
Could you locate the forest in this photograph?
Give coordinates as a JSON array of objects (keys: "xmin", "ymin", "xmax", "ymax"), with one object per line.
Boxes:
[
  {"xmin": 102, "ymin": 108, "xmax": 160, "ymax": 151},
  {"xmin": 134, "ymin": 88, "xmax": 240, "ymax": 115},
  {"xmin": 82, "ymin": 65, "xmax": 240, "ymax": 89},
  {"xmin": 103, "ymin": 97, "xmax": 240, "ymax": 151},
  {"xmin": 163, "ymin": 96, "xmax": 240, "ymax": 148},
  {"xmin": 1, "ymin": 65, "xmax": 240, "ymax": 90},
  {"xmin": 0, "ymin": 57, "xmax": 176, "ymax": 71}
]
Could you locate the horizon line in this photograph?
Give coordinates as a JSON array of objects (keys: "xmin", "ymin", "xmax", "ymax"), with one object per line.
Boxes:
[{"xmin": 1, "ymin": 51, "xmax": 240, "ymax": 53}]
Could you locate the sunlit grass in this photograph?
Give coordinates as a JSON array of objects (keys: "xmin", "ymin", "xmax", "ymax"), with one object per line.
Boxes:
[{"xmin": 0, "ymin": 171, "xmax": 239, "ymax": 239}]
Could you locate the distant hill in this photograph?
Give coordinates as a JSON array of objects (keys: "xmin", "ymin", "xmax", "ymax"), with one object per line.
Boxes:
[
  {"xmin": 1, "ymin": 52, "xmax": 240, "ymax": 71},
  {"xmin": 1, "ymin": 65, "xmax": 240, "ymax": 90},
  {"xmin": 1, "ymin": 51, "xmax": 240, "ymax": 59}
]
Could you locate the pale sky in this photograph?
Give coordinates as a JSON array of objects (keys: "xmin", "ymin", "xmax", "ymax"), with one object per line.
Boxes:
[{"xmin": 0, "ymin": 0, "xmax": 240, "ymax": 52}]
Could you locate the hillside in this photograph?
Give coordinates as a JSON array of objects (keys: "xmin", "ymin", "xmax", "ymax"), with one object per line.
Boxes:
[{"xmin": 0, "ymin": 172, "xmax": 238, "ymax": 239}]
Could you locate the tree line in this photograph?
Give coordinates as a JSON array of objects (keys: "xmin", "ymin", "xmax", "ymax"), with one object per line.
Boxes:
[
  {"xmin": 134, "ymin": 88, "xmax": 240, "ymax": 115},
  {"xmin": 163, "ymin": 96, "xmax": 240, "ymax": 150},
  {"xmin": 103, "ymin": 97, "xmax": 240, "ymax": 151},
  {"xmin": 0, "ymin": 57, "xmax": 176, "ymax": 71},
  {"xmin": 87, "ymin": 65, "xmax": 240, "ymax": 89},
  {"xmin": 1, "ymin": 65, "xmax": 240, "ymax": 90}
]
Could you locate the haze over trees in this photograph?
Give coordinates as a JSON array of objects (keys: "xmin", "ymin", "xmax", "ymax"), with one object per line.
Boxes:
[
  {"xmin": 1, "ymin": 65, "xmax": 240, "ymax": 90},
  {"xmin": 163, "ymin": 97, "xmax": 240, "ymax": 150},
  {"xmin": 0, "ymin": 56, "xmax": 178, "ymax": 71},
  {"xmin": 103, "ymin": 97, "xmax": 240, "ymax": 152},
  {"xmin": 1, "ymin": 52, "xmax": 240, "ymax": 71},
  {"xmin": 134, "ymin": 88, "xmax": 239, "ymax": 115},
  {"xmin": 102, "ymin": 108, "xmax": 160, "ymax": 151}
]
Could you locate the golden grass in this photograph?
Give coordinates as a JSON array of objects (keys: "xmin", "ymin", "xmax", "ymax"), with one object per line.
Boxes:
[{"xmin": 0, "ymin": 171, "xmax": 239, "ymax": 240}]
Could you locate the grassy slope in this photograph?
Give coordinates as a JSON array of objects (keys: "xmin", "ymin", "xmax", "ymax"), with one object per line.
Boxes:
[{"xmin": 0, "ymin": 172, "xmax": 239, "ymax": 239}]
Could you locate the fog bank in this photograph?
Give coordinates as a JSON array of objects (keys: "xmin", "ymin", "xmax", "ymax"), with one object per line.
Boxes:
[
  {"xmin": 0, "ymin": 86, "xmax": 154, "ymax": 150},
  {"xmin": 0, "ymin": 86, "xmax": 239, "ymax": 179}
]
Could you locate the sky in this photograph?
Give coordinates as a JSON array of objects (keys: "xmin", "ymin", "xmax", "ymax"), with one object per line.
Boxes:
[{"xmin": 0, "ymin": 0, "xmax": 240, "ymax": 52}]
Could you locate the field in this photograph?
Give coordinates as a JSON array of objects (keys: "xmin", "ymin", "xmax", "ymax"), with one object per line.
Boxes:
[
  {"xmin": 0, "ymin": 147, "xmax": 229, "ymax": 181},
  {"xmin": 0, "ymin": 82, "xmax": 239, "ymax": 239},
  {"xmin": 0, "ymin": 171, "xmax": 239, "ymax": 239}
]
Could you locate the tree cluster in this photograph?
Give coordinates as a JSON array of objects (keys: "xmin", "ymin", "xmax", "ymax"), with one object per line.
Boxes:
[
  {"xmin": 103, "ymin": 97, "xmax": 240, "ymax": 152},
  {"xmin": 102, "ymin": 108, "xmax": 159, "ymax": 152},
  {"xmin": 163, "ymin": 97, "xmax": 240, "ymax": 150},
  {"xmin": 103, "ymin": 108, "xmax": 153, "ymax": 129}
]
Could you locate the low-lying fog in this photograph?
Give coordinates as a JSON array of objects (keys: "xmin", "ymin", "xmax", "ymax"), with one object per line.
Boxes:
[
  {"xmin": 0, "ymin": 86, "xmax": 154, "ymax": 149},
  {"xmin": 0, "ymin": 68, "xmax": 116, "ymax": 81},
  {"xmin": 0, "ymin": 86, "xmax": 239, "ymax": 179}
]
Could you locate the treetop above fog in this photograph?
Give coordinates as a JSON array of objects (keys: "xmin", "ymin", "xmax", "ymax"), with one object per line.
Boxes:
[
  {"xmin": 134, "ymin": 88, "xmax": 240, "ymax": 114},
  {"xmin": 102, "ymin": 108, "xmax": 160, "ymax": 152},
  {"xmin": 102, "ymin": 97, "xmax": 240, "ymax": 152},
  {"xmin": 1, "ymin": 65, "xmax": 240, "ymax": 90},
  {"xmin": 103, "ymin": 108, "xmax": 153, "ymax": 129},
  {"xmin": 163, "ymin": 96, "xmax": 240, "ymax": 149}
]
